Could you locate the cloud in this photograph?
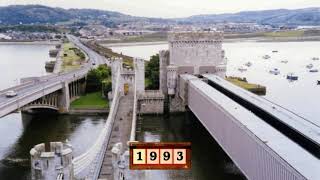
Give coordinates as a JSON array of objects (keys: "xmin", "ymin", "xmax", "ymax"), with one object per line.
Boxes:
[{"xmin": 0, "ymin": 0, "xmax": 319, "ymax": 18}]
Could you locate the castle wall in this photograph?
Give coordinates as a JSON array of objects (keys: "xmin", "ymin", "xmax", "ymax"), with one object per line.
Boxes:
[
  {"xmin": 168, "ymin": 32, "xmax": 224, "ymax": 74},
  {"xmin": 137, "ymin": 91, "xmax": 164, "ymax": 114}
]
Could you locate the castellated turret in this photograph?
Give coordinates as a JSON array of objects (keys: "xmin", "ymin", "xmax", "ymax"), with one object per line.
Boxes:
[
  {"xmin": 30, "ymin": 142, "xmax": 74, "ymax": 180},
  {"xmin": 160, "ymin": 31, "xmax": 227, "ymax": 95},
  {"xmin": 167, "ymin": 65, "xmax": 178, "ymax": 95},
  {"xmin": 168, "ymin": 31, "xmax": 225, "ymax": 74}
]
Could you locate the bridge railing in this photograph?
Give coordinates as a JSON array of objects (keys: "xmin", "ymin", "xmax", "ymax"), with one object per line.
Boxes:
[
  {"xmin": 0, "ymin": 80, "xmax": 64, "ymax": 117},
  {"xmin": 72, "ymin": 69, "xmax": 121, "ymax": 179}
]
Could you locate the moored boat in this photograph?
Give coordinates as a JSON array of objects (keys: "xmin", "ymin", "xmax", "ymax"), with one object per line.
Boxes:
[
  {"xmin": 280, "ymin": 60, "xmax": 288, "ymax": 64},
  {"xmin": 286, "ymin": 73, "xmax": 298, "ymax": 81},
  {"xmin": 238, "ymin": 67, "xmax": 247, "ymax": 72},
  {"xmin": 244, "ymin": 62, "xmax": 252, "ymax": 67},
  {"xmin": 309, "ymin": 69, "xmax": 319, "ymax": 73},
  {"xmin": 269, "ymin": 68, "xmax": 280, "ymax": 75},
  {"xmin": 263, "ymin": 55, "xmax": 271, "ymax": 59},
  {"xmin": 312, "ymin": 57, "xmax": 319, "ymax": 61},
  {"xmin": 306, "ymin": 64, "xmax": 314, "ymax": 69}
]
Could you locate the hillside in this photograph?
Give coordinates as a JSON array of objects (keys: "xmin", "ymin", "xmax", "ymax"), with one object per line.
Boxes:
[
  {"xmin": 180, "ymin": 8, "xmax": 320, "ymax": 26},
  {"xmin": 0, "ymin": 5, "xmax": 320, "ymax": 27},
  {"xmin": 0, "ymin": 5, "xmax": 140, "ymax": 26}
]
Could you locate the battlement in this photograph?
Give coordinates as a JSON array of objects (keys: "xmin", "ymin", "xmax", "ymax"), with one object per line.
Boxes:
[
  {"xmin": 30, "ymin": 142, "xmax": 73, "ymax": 180},
  {"xmin": 168, "ymin": 31, "xmax": 223, "ymax": 42}
]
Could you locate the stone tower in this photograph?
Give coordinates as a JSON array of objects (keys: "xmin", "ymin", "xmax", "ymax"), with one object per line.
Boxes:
[
  {"xmin": 30, "ymin": 142, "xmax": 74, "ymax": 180},
  {"xmin": 168, "ymin": 31, "xmax": 225, "ymax": 74},
  {"xmin": 160, "ymin": 31, "xmax": 226, "ymax": 95},
  {"xmin": 159, "ymin": 31, "xmax": 227, "ymax": 112}
]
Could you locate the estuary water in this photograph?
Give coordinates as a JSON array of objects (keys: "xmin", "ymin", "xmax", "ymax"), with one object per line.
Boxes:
[{"xmin": 0, "ymin": 44, "xmax": 107, "ymax": 179}]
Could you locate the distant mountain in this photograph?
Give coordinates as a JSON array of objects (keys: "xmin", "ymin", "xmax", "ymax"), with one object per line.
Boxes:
[
  {"xmin": 0, "ymin": 5, "xmax": 320, "ymax": 27},
  {"xmin": 179, "ymin": 8, "xmax": 320, "ymax": 26},
  {"xmin": 0, "ymin": 5, "xmax": 144, "ymax": 26}
]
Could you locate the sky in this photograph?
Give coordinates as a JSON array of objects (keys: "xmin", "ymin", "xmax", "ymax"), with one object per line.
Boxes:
[{"xmin": 1, "ymin": 0, "xmax": 320, "ymax": 18}]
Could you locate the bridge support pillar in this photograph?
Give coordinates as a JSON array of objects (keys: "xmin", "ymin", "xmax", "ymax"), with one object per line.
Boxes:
[{"xmin": 58, "ymin": 82, "xmax": 70, "ymax": 113}]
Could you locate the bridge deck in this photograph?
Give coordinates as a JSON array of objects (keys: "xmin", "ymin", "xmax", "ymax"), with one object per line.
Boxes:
[
  {"xmin": 98, "ymin": 94, "xmax": 134, "ymax": 179},
  {"xmin": 204, "ymin": 74, "xmax": 320, "ymax": 155},
  {"xmin": 188, "ymin": 78, "xmax": 320, "ymax": 180}
]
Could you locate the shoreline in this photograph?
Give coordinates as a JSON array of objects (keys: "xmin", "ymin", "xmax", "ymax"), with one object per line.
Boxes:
[
  {"xmin": 101, "ymin": 36, "xmax": 320, "ymax": 47},
  {"xmin": 102, "ymin": 41, "xmax": 168, "ymax": 47},
  {"xmin": 0, "ymin": 41, "xmax": 60, "ymax": 45},
  {"xmin": 66, "ymin": 108, "xmax": 109, "ymax": 115}
]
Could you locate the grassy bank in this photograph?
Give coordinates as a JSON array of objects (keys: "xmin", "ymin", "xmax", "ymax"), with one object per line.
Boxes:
[
  {"xmin": 61, "ymin": 42, "xmax": 86, "ymax": 72},
  {"xmin": 70, "ymin": 92, "xmax": 108, "ymax": 109},
  {"xmin": 226, "ymin": 77, "xmax": 266, "ymax": 95}
]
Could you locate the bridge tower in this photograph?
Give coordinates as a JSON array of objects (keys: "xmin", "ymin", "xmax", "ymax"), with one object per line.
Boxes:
[
  {"xmin": 111, "ymin": 57, "xmax": 123, "ymax": 96},
  {"xmin": 134, "ymin": 58, "xmax": 145, "ymax": 94}
]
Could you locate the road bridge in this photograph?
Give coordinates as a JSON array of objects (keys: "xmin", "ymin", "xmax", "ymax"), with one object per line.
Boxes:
[{"xmin": 0, "ymin": 35, "xmax": 107, "ymax": 118}]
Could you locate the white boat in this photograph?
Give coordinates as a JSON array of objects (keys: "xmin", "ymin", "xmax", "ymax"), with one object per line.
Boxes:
[
  {"xmin": 263, "ymin": 55, "xmax": 271, "ymax": 59},
  {"xmin": 269, "ymin": 68, "xmax": 280, "ymax": 75},
  {"xmin": 244, "ymin": 62, "xmax": 252, "ymax": 67},
  {"xmin": 312, "ymin": 57, "xmax": 319, "ymax": 61},
  {"xmin": 309, "ymin": 69, "xmax": 319, "ymax": 73},
  {"xmin": 306, "ymin": 64, "xmax": 314, "ymax": 69},
  {"xmin": 238, "ymin": 67, "xmax": 247, "ymax": 72},
  {"xmin": 286, "ymin": 73, "xmax": 298, "ymax": 81},
  {"xmin": 280, "ymin": 60, "xmax": 288, "ymax": 64}
]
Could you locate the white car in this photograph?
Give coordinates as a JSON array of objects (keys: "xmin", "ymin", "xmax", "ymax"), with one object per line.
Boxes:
[{"xmin": 5, "ymin": 90, "xmax": 17, "ymax": 98}]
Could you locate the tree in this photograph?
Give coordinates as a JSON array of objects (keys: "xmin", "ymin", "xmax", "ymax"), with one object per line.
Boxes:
[
  {"xmin": 145, "ymin": 54, "xmax": 159, "ymax": 90},
  {"xmin": 86, "ymin": 69, "xmax": 101, "ymax": 93},
  {"xmin": 85, "ymin": 65, "xmax": 112, "ymax": 93}
]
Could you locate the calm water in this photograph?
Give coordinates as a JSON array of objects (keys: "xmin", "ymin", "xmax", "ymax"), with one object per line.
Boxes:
[
  {"xmin": 111, "ymin": 41, "xmax": 320, "ymax": 125},
  {"xmin": 0, "ymin": 44, "xmax": 107, "ymax": 179},
  {"xmin": 0, "ymin": 44, "xmax": 55, "ymax": 90}
]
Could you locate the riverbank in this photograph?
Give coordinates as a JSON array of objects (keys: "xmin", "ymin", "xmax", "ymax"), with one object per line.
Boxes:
[
  {"xmin": 0, "ymin": 40, "xmax": 60, "ymax": 45},
  {"xmin": 67, "ymin": 109, "xmax": 108, "ymax": 115},
  {"xmin": 100, "ymin": 30, "xmax": 320, "ymax": 47},
  {"xmin": 101, "ymin": 36, "xmax": 320, "ymax": 48},
  {"xmin": 71, "ymin": 92, "xmax": 108, "ymax": 107},
  {"xmin": 102, "ymin": 41, "xmax": 168, "ymax": 48}
]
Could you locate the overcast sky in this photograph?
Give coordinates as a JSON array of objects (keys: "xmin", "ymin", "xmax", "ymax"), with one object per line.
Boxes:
[{"xmin": 1, "ymin": 0, "xmax": 320, "ymax": 18}]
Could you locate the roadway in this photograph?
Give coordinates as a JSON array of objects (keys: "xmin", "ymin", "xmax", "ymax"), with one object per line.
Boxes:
[{"xmin": 0, "ymin": 35, "xmax": 107, "ymax": 117}]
